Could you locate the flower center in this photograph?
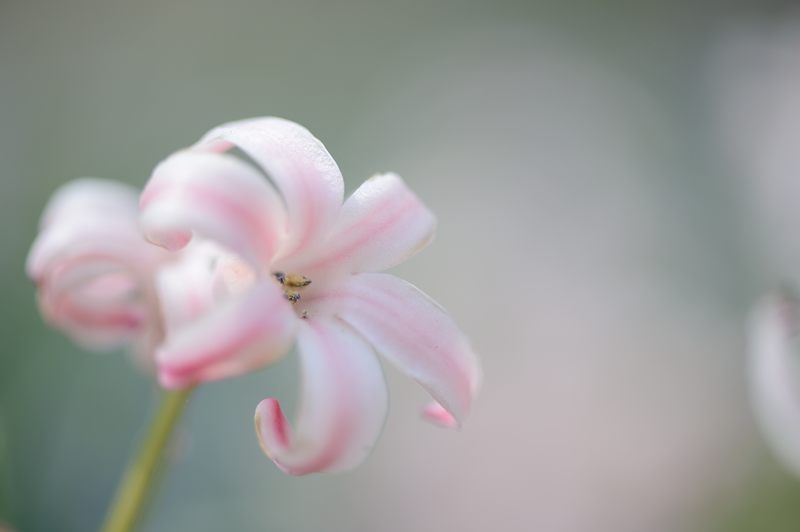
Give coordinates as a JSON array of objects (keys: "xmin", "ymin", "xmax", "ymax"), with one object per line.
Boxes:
[{"xmin": 273, "ymin": 272, "xmax": 312, "ymax": 317}]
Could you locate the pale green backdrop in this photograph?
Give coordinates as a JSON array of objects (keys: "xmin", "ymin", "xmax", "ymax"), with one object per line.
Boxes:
[{"xmin": 1, "ymin": 1, "xmax": 799, "ymax": 531}]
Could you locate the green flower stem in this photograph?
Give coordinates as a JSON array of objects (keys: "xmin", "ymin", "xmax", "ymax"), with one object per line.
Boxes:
[{"xmin": 101, "ymin": 387, "xmax": 194, "ymax": 532}]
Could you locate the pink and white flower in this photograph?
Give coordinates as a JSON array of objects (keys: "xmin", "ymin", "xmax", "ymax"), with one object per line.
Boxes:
[
  {"xmin": 749, "ymin": 288, "xmax": 800, "ymax": 476},
  {"xmin": 140, "ymin": 117, "xmax": 482, "ymax": 474},
  {"xmin": 26, "ymin": 178, "xmax": 168, "ymax": 358},
  {"xmin": 26, "ymin": 179, "xmax": 232, "ymax": 374}
]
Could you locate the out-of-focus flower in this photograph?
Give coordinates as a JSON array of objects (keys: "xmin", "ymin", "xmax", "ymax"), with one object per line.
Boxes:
[
  {"xmin": 140, "ymin": 117, "xmax": 481, "ymax": 474},
  {"xmin": 26, "ymin": 179, "xmax": 168, "ymax": 360},
  {"xmin": 748, "ymin": 288, "xmax": 800, "ymax": 475},
  {"xmin": 25, "ymin": 179, "xmax": 229, "ymax": 372}
]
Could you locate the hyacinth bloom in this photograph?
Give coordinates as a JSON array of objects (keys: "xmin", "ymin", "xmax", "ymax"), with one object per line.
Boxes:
[
  {"xmin": 748, "ymin": 288, "xmax": 800, "ymax": 476},
  {"xmin": 140, "ymin": 117, "xmax": 481, "ymax": 474},
  {"xmin": 26, "ymin": 178, "xmax": 167, "ymax": 358}
]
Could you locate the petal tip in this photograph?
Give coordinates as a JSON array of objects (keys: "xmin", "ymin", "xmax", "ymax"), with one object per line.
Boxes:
[
  {"xmin": 255, "ymin": 398, "xmax": 290, "ymax": 448},
  {"xmin": 255, "ymin": 398, "xmax": 305, "ymax": 475},
  {"xmin": 421, "ymin": 402, "xmax": 462, "ymax": 430}
]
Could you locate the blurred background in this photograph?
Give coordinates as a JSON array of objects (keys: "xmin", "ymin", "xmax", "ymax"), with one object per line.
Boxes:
[{"xmin": 3, "ymin": 0, "xmax": 800, "ymax": 530}]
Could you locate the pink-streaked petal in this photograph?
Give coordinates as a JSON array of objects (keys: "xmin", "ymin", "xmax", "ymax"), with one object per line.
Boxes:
[
  {"xmin": 312, "ymin": 273, "xmax": 481, "ymax": 427},
  {"xmin": 39, "ymin": 293, "xmax": 146, "ymax": 348},
  {"xmin": 29, "ymin": 235, "xmax": 156, "ymax": 348},
  {"xmin": 282, "ymin": 173, "xmax": 436, "ymax": 276},
  {"xmin": 37, "ymin": 254, "xmax": 150, "ymax": 347},
  {"xmin": 195, "ymin": 117, "xmax": 344, "ymax": 258},
  {"xmin": 140, "ymin": 150, "xmax": 286, "ymax": 267},
  {"xmin": 44, "ymin": 264, "xmax": 140, "ymax": 314},
  {"xmin": 156, "ymin": 280, "xmax": 297, "ymax": 389},
  {"xmin": 37, "ymin": 265, "xmax": 148, "ymax": 350},
  {"xmin": 40, "ymin": 300, "xmax": 146, "ymax": 348},
  {"xmin": 254, "ymin": 318, "xmax": 387, "ymax": 475},
  {"xmin": 749, "ymin": 289, "xmax": 800, "ymax": 476}
]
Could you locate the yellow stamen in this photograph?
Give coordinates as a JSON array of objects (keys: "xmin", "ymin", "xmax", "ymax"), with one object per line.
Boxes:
[
  {"xmin": 273, "ymin": 271, "xmax": 312, "ymax": 303},
  {"xmin": 284, "ymin": 274, "xmax": 311, "ymax": 288}
]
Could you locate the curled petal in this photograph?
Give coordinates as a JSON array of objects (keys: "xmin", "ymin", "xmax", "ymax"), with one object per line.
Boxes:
[
  {"xmin": 140, "ymin": 150, "xmax": 286, "ymax": 267},
  {"xmin": 195, "ymin": 117, "xmax": 344, "ymax": 258},
  {"xmin": 157, "ymin": 280, "xmax": 297, "ymax": 389},
  {"xmin": 749, "ymin": 289, "xmax": 800, "ymax": 476},
  {"xmin": 313, "ymin": 273, "xmax": 481, "ymax": 427},
  {"xmin": 285, "ymin": 173, "xmax": 436, "ymax": 276},
  {"xmin": 255, "ymin": 318, "xmax": 388, "ymax": 475}
]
